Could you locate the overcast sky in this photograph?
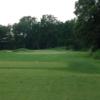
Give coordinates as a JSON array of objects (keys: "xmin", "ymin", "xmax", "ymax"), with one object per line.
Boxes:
[{"xmin": 0, "ymin": 0, "xmax": 77, "ymax": 25}]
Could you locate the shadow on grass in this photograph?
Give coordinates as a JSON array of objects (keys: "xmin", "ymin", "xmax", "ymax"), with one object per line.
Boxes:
[{"xmin": 66, "ymin": 61, "xmax": 100, "ymax": 74}]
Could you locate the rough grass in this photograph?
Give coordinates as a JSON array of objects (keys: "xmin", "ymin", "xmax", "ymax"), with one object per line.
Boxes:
[{"xmin": 0, "ymin": 50, "xmax": 100, "ymax": 100}]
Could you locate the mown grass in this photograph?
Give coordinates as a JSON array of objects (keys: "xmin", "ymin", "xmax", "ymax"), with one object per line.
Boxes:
[{"xmin": 0, "ymin": 50, "xmax": 100, "ymax": 100}]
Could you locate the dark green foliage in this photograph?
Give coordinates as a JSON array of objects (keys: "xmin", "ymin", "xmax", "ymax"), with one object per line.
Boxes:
[
  {"xmin": 12, "ymin": 16, "xmax": 38, "ymax": 49},
  {"xmin": 0, "ymin": 25, "xmax": 14, "ymax": 49},
  {"xmin": 92, "ymin": 49, "xmax": 100, "ymax": 59},
  {"xmin": 0, "ymin": 15, "xmax": 76, "ymax": 50},
  {"xmin": 75, "ymin": 0, "xmax": 100, "ymax": 50},
  {"xmin": 0, "ymin": 1, "xmax": 100, "ymax": 51}
]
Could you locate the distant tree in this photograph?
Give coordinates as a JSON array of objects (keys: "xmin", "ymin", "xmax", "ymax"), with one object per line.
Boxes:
[
  {"xmin": 63, "ymin": 20, "xmax": 76, "ymax": 49},
  {"xmin": 0, "ymin": 15, "xmax": 79, "ymax": 50},
  {"xmin": 39, "ymin": 15, "xmax": 59, "ymax": 48},
  {"xmin": 12, "ymin": 15, "xmax": 77, "ymax": 49},
  {"xmin": 13, "ymin": 16, "xmax": 38, "ymax": 49},
  {"xmin": 0, "ymin": 25, "xmax": 13, "ymax": 49}
]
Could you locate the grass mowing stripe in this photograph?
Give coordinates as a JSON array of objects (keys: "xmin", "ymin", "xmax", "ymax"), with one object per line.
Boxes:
[{"xmin": 0, "ymin": 61, "xmax": 67, "ymax": 70}]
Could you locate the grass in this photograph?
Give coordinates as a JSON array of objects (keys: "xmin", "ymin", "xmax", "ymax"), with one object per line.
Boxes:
[{"xmin": 0, "ymin": 49, "xmax": 100, "ymax": 100}]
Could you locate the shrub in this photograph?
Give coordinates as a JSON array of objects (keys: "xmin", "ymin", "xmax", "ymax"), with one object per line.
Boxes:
[{"xmin": 93, "ymin": 50, "xmax": 100, "ymax": 59}]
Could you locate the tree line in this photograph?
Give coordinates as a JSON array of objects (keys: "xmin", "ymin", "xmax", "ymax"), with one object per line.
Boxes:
[
  {"xmin": 0, "ymin": 15, "xmax": 76, "ymax": 50},
  {"xmin": 0, "ymin": 0, "xmax": 100, "ymax": 51}
]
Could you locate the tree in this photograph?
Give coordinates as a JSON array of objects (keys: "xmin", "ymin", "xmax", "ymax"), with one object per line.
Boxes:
[
  {"xmin": 63, "ymin": 20, "xmax": 77, "ymax": 49},
  {"xmin": 75, "ymin": 0, "xmax": 100, "ymax": 50},
  {"xmin": 39, "ymin": 15, "xmax": 59, "ymax": 48},
  {"xmin": 0, "ymin": 25, "xmax": 13, "ymax": 49},
  {"xmin": 0, "ymin": 15, "xmax": 78, "ymax": 50},
  {"xmin": 13, "ymin": 16, "xmax": 38, "ymax": 49}
]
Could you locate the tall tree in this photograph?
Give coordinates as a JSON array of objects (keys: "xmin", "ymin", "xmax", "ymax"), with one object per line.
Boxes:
[
  {"xmin": 13, "ymin": 16, "xmax": 38, "ymax": 49},
  {"xmin": 75, "ymin": 0, "xmax": 100, "ymax": 50},
  {"xmin": 39, "ymin": 15, "xmax": 59, "ymax": 48}
]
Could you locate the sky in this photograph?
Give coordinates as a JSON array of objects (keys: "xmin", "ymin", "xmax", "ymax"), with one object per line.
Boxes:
[{"xmin": 0, "ymin": 0, "xmax": 77, "ymax": 25}]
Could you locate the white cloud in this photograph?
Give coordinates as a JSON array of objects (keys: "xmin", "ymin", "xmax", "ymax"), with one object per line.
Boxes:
[{"xmin": 0, "ymin": 0, "xmax": 77, "ymax": 25}]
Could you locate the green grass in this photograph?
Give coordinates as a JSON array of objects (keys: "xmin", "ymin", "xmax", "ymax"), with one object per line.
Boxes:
[{"xmin": 0, "ymin": 50, "xmax": 100, "ymax": 100}]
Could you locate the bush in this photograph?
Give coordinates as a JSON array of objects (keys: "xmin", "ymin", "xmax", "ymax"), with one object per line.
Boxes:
[{"xmin": 93, "ymin": 50, "xmax": 100, "ymax": 59}]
